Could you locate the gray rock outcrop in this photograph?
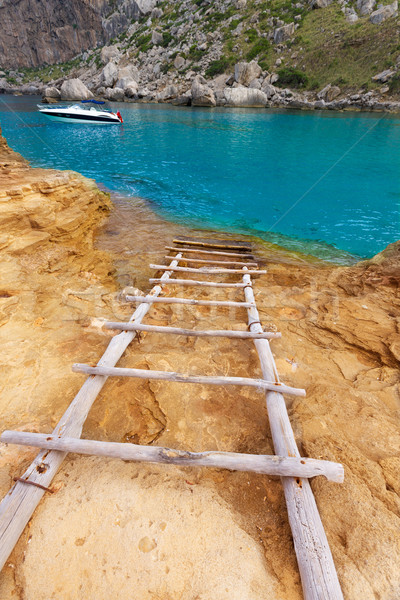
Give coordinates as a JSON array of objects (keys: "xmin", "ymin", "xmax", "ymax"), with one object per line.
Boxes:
[
  {"xmin": 261, "ymin": 82, "xmax": 276, "ymax": 99},
  {"xmin": 60, "ymin": 78, "xmax": 93, "ymax": 100},
  {"xmin": 356, "ymin": 0, "xmax": 376, "ymax": 15},
  {"xmin": 311, "ymin": 0, "xmax": 334, "ymax": 7},
  {"xmin": 317, "ymin": 84, "xmax": 341, "ymax": 102},
  {"xmin": 100, "ymin": 45, "xmax": 120, "ymax": 65},
  {"xmin": 156, "ymin": 85, "xmax": 179, "ymax": 101},
  {"xmin": 273, "ymin": 23, "xmax": 295, "ymax": 44},
  {"xmin": 125, "ymin": 82, "xmax": 139, "ymax": 98},
  {"xmin": 105, "ymin": 86, "xmax": 125, "ymax": 101},
  {"xmin": 151, "ymin": 30, "xmax": 163, "ymax": 45},
  {"xmin": 44, "ymin": 86, "xmax": 61, "ymax": 99},
  {"xmin": 174, "ymin": 55, "xmax": 186, "ymax": 70},
  {"xmin": 116, "ymin": 65, "xmax": 140, "ymax": 88},
  {"xmin": 372, "ymin": 69, "xmax": 396, "ymax": 83},
  {"xmin": 234, "ymin": 61, "xmax": 262, "ymax": 86},
  {"xmin": 191, "ymin": 76, "xmax": 216, "ymax": 107},
  {"xmin": 101, "ymin": 62, "xmax": 118, "ymax": 88},
  {"xmin": 0, "ymin": 0, "xmax": 104, "ymax": 68},
  {"xmin": 224, "ymin": 86, "xmax": 268, "ymax": 107},
  {"xmin": 370, "ymin": 0, "xmax": 398, "ymax": 23}
]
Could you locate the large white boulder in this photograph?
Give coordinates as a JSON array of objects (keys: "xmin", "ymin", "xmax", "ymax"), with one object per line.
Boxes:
[
  {"xmin": 191, "ymin": 76, "xmax": 216, "ymax": 107},
  {"xmin": 156, "ymin": 85, "xmax": 179, "ymax": 101},
  {"xmin": 224, "ymin": 86, "xmax": 268, "ymax": 107},
  {"xmin": 234, "ymin": 61, "xmax": 262, "ymax": 86},
  {"xmin": 105, "ymin": 87, "xmax": 125, "ymax": 101},
  {"xmin": 101, "ymin": 62, "xmax": 118, "ymax": 88},
  {"xmin": 116, "ymin": 65, "xmax": 140, "ymax": 89},
  {"xmin": 125, "ymin": 82, "xmax": 139, "ymax": 98},
  {"xmin": 136, "ymin": 0, "xmax": 158, "ymax": 14},
  {"xmin": 44, "ymin": 86, "xmax": 61, "ymax": 99},
  {"xmin": 100, "ymin": 45, "xmax": 120, "ymax": 65},
  {"xmin": 60, "ymin": 78, "xmax": 93, "ymax": 100}
]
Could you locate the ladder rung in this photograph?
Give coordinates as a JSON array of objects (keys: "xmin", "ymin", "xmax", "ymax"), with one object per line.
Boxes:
[
  {"xmin": 149, "ymin": 278, "xmax": 249, "ymax": 288},
  {"xmin": 1, "ymin": 431, "xmax": 344, "ymax": 483},
  {"xmin": 150, "ymin": 264, "xmax": 267, "ymax": 275},
  {"xmin": 104, "ymin": 322, "xmax": 281, "ymax": 340},
  {"xmin": 72, "ymin": 363, "xmax": 306, "ymax": 397},
  {"xmin": 165, "ymin": 256, "xmax": 258, "ymax": 267},
  {"xmin": 173, "ymin": 237, "xmax": 252, "ymax": 251},
  {"xmin": 125, "ymin": 295, "xmax": 255, "ymax": 308},
  {"xmin": 166, "ymin": 246, "xmax": 255, "ymax": 259}
]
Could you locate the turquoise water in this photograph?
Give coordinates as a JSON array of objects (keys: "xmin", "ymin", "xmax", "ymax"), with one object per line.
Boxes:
[{"xmin": 1, "ymin": 94, "xmax": 399, "ymax": 262}]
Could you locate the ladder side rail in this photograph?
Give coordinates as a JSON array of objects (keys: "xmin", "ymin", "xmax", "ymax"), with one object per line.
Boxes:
[
  {"xmin": 0, "ymin": 254, "xmax": 182, "ymax": 573},
  {"xmin": 242, "ymin": 271, "xmax": 344, "ymax": 600}
]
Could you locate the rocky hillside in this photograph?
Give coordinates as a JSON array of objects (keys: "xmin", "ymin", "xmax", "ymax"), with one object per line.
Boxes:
[{"xmin": 0, "ymin": 0, "xmax": 400, "ymax": 109}]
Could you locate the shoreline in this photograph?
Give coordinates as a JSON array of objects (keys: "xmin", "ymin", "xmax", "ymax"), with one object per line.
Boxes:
[
  {"xmin": 0, "ymin": 125, "xmax": 400, "ymax": 599},
  {"xmin": 4, "ymin": 85, "xmax": 400, "ymax": 115},
  {"xmin": 0, "ymin": 93, "xmax": 390, "ymax": 266}
]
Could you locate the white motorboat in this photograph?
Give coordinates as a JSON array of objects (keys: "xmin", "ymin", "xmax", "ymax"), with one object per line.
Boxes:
[{"xmin": 38, "ymin": 100, "xmax": 123, "ymax": 124}]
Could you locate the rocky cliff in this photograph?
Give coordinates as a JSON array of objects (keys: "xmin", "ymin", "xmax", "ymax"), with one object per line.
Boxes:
[
  {"xmin": 0, "ymin": 0, "xmax": 158, "ymax": 69},
  {"xmin": 1, "ymin": 0, "xmax": 399, "ymax": 110}
]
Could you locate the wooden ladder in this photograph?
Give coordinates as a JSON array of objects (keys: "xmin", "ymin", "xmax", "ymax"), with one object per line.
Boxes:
[{"xmin": 0, "ymin": 236, "xmax": 344, "ymax": 600}]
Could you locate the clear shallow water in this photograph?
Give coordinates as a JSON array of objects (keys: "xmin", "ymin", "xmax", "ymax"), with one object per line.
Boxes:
[{"xmin": 1, "ymin": 94, "xmax": 399, "ymax": 263}]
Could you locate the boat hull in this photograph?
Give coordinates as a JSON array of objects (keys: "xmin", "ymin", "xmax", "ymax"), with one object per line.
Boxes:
[{"xmin": 39, "ymin": 111, "xmax": 121, "ymax": 125}]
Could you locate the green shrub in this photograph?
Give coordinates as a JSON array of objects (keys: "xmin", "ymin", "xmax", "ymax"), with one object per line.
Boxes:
[
  {"xmin": 277, "ymin": 67, "xmax": 309, "ymax": 88},
  {"xmin": 160, "ymin": 32, "xmax": 173, "ymax": 47},
  {"xmin": 205, "ymin": 57, "xmax": 233, "ymax": 78},
  {"xmin": 245, "ymin": 28, "xmax": 258, "ymax": 43},
  {"xmin": 136, "ymin": 33, "xmax": 152, "ymax": 52},
  {"xmin": 188, "ymin": 44, "xmax": 203, "ymax": 61},
  {"xmin": 160, "ymin": 62, "xmax": 171, "ymax": 74},
  {"xmin": 389, "ymin": 74, "xmax": 400, "ymax": 94},
  {"xmin": 246, "ymin": 38, "xmax": 270, "ymax": 61}
]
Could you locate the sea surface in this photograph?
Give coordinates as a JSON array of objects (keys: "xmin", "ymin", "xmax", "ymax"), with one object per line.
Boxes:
[{"xmin": 1, "ymin": 94, "xmax": 399, "ymax": 263}]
